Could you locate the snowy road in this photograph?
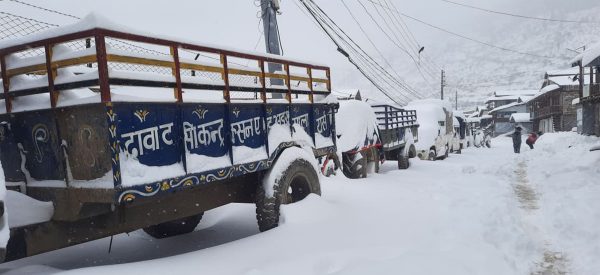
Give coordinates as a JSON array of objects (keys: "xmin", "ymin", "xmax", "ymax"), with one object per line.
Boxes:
[{"xmin": 1, "ymin": 133, "xmax": 599, "ymax": 275}]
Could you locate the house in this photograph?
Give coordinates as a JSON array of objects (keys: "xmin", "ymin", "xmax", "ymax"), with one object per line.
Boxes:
[
  {"xmin": 484, "ymin": 90, "xmax": 537, "ymax": 110},
  {"xmin": 571, "ymin": 45, "xmax": 600, "ymax": 136},
  {"xmin": 488, "ymin": 99, "xmax": 529, "ymax": 136},
  {"xmin": 527, "ymin": 68, "xmax": 580, "ymax": 133},
  {"xmin": 510, "ymin": 113, "xmax": 533, "ymax": 133}
]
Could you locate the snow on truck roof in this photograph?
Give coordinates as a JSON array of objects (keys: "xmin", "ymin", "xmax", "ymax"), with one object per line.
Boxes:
[
  {"xmin": 335, "ymin": 100, "xmax": 379, "ymax": 152},
  {"xmin": 0, "ymin": 13, "xmax": 327, "ymax": 68}
]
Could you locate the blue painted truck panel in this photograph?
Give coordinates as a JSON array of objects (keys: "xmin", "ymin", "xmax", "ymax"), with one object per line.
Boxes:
[{"xmin": 0, "ymin": 102, "xmax": 337, "ymax": 204}]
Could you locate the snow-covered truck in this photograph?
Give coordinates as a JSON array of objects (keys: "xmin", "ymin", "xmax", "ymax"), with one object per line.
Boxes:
[
  {"xmin": 371, "ymin": 104, "xmax": 418, "ymax": 169},
  {"xmin": 406, "ymin": 99, "xmax": 456, "ymax": 161},
  {"xmin": 0, "ymin": 16, "xmax": 337, "ymax": 261},
  {"xmin": 335, "ymin": 101, "xmax": 418, "ymax": 178},
  {"xmin": 336, "ymin": 100, "xmax": 381, "ymax": 178}
]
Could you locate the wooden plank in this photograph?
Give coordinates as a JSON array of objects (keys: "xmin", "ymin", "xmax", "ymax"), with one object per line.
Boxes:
[
  {"xmin": 228, "ymin": 68, "xmax": 262, "ymax": 77},
  {"xmin": 179, "ymin": 62, "xmax": 223, "ymax": 74},
  {"xmin": 170, "ymin": 46, "xmax": 183, "ymax": 103},
  {"xmin": 264, "ymin": 72, "xmax": 288, "ymax": 80},
  {"xmin": 107, "ymin": 54, "xmax": 174, "ymax": 68},
  {"xmin": 95, "ymin": 35, "xmax": 111, "ymax": 103},
  {"xmin": 0, "ymin": 55, "xmax": 11, "ymax": 113},
  {"xmin": 307, "ymin": 67, "xmax": 314, "ymax": 103},
  {"xmin": 220, "ymin": 54, "xmax": 231, "ymax": 103},
  {"xmin": 312, "ymin": 78, "xmax": 329, "ymax": 83},
  {"xmin": 284, "ymin": 64, "xmax": 292, "ymax": 103},
  {"xmin": 259, "ymin": 60, "xmax": 267, "ymax": 103},
  {"xmin": 6, "ymin": 64, "xmax": 47, "ymax": 78},
  {"xmin": 52, "ymin": 55, "xmax": 97, "ymax": 69},
  {"xmin": 325, "ymin": 69, "xmax": 331, "ymax": 91},
  {"xmin": 44, "ymin": 44, "xmax": 58, "ymax": 108},
  {"xmin": 6, "ymin": 55, "xmax": 98, "ymax": 78}
]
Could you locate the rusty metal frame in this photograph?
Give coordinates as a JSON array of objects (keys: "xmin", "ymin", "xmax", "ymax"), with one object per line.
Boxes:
[{"xmin": 0, "ymin": 28, "xmax": 331, "ymax": 114}]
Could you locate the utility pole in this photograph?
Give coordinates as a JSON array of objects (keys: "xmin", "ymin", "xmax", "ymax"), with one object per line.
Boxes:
[
  {"xmin": 455, "ymin": 90, "xmax": 458, "ymax": 110},
  {"xmin": 261, "ymin": 0, "xmax": 284, "ymax": 98},
  {"xmin": 440, "ymin": 69, "xmax": 445, "ymax": 100}
]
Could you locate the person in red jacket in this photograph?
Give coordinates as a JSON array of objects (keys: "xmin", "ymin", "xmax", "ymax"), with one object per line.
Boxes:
[{"xmin": 526, "ymin": 132, "xmax": 540, "ymax": 149}]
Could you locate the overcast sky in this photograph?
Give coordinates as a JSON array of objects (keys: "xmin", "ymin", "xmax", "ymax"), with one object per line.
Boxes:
[{"xmin": 2, "ymin": 0, "xmax": 598, "ymax": 103}]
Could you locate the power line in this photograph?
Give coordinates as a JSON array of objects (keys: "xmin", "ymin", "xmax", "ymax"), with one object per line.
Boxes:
[
  {"xmin": 364, "ymin": 0, "xmax": 571, "ymax": 60},
  {"xmin": 381, "ymin": 0, "xmax": 442, "ymax": 74},
  {"xmin": 355, "ymin": 0, "xmax": 434, "ymax": 82},
  {"xmin": 341, "ymin": 0, "xmax": 431, "ymax": 87},
  {"xmin": 299, "ymin": 0, "xmax": 418, "ymax": 104},
  {"xmin": 8, "ymin": 0, "xmax": 81, "ymax": 20},
  {"xmin": 0, "ymin": 11, "xmax": 59, "ymax": 27},
  {"xmin": 441, "ymin": 0, "xmax": 599, "ymax": 24},
  {"xmin": 396, "ymin": 12, "xmax": 563, "ymax": 60},
  {"xmin": 306, "ymin": 0, "xmax": 422, "ymax": 100}
]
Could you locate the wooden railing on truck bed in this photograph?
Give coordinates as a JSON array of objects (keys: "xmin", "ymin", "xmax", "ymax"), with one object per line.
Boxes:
[{"xmin": 0, "ymin": 28, "xmax": 332, "ymax": 113}]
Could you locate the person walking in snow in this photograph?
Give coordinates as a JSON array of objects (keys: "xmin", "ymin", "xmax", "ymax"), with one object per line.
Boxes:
[
  {"xmin": 526, "ymin": 132, "xmax": 538, "ymax": 149},
  {"xmin": 512, "ymin": 126, "xmax": 522, "ymax": 153}
]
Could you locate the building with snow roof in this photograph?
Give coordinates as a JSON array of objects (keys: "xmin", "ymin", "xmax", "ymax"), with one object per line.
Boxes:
[
  {"xmin": 488, "ymin": 99, "xmax": 528, "ymax": 136},
  {"xmin": 484, "ymin": 90, "xmax": 537, "ymax": 110},
  {"xmin": 509, "ymin": 113, "xmax": 532, "ymax": 133},
  {"xmin": 527, "ymin": 68, "xmax": 579, "ymax": 133},
  {"xmin": 571, "ymin": 44, "xmax": 600, "ymax": 136}
]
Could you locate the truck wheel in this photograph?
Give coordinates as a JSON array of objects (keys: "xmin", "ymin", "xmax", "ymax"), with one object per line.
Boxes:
[
  {"xmin": 439, "ymin": 146, "xmax": 449, "ymax": 160},
  {"xmin": 342, "ymin": 152, "xmax": 367, "ymax": 179},
  {"xmin": 408, "ymin": 145, "xmax": 417, "ymax": 158},
  {"xmin": 428, "ymin": 149, "xmax": 436, "ymax": 161},
  {"xmin": 256, "ymin": 157, "xmax": 320, "ymax": 232},
  {"xmin": 398, "ymin": 148, "xmax": 410, "ymax": 169},
  {"xmin": 398, "ymin": 155, "xmax": 410, "ymax": 169},
  {"xmin": 143, "ymin": 213, "xmax": 203, "ymax": 239}
]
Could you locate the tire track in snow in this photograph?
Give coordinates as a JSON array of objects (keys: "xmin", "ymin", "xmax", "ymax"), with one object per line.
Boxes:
[{"xmin": 512, "ymin": 160, "xmax": 569, "ymax": 275}]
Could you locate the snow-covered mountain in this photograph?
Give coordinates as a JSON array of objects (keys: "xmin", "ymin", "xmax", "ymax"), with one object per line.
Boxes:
[{"xmin": 411, "ymin": 6, "xmax": 600, "ymax": 109}]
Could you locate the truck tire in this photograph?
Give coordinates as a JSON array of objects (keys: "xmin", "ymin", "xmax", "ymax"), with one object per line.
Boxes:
[
  {"xmin": 143, "ymin": 213, "xmax": 203, "ymax": 239},
  {"xmin": 439, "ymin": 146, "xmax": 449, "ymax": 160},
  {"xmin": 428, "ymin": 149, "xmax": 436, "ymax": 161},
  {"xmin": 342, "ymin": 152, "xmax": 367, "ymax": 179},
  {"xmin": 398, "ymin": 155, "xmax": 410, "ymax": 169},
  {"xmin": 408, "ymin": 145, "xmax": 417, "ymax": 158},
  {"xmin": 398, "ymin": 148, "xmax": 410, "ymax": 169},
  {"xmin": 256, "ymin": 158, "xmax": 320, "ymax": 232}
]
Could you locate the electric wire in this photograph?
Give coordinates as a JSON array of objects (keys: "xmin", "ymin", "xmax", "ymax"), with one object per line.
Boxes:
[
  {"xmin": 354, "ymin": 0, "xmax": 433, "ymax": 82},
  {"xmin": 301, "ymin": 0, "xmax": 420, "ymax": 104},
  {"xmin": 341, "ymin": 0, "xmax": 426, "ymax": 93},
  {"xmin": 305, "ymin": 0, "xmax": 422, "ymax": 99},
  {"xmin": 441, "ymin": 0, "xmax": 599, "ymax": 24},
  {"xmin": 364, "ymin": 0, "xmax": 569, "ymax": 60}
]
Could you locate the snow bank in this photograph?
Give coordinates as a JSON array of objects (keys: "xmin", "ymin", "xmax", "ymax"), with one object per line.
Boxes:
[
  {"xmin": 335, "ymin": 100, "xmax": 378, "ymax": 152},
  {"xmin": 520, "ymin": 132, "xmax": 600, "ymax": 275},
  {"xmin": 6, "ymin": 190, "xmax": 54, "ymax": 228}
]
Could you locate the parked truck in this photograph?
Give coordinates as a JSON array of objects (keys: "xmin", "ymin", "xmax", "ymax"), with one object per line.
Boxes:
[
  {"xmin": 371, "ymin": 104, "xmax": 418, "ymax": 169},
  {"xmin": 406, "ymin": 99, "xmax": 456, "ymax": 161},
  {"xmin": 0, "ymin": 17, "xmax": 337, "ymax": 261},
  {"xmin": 335, "ymin": 100, "xmax": 418, "ymax": 179}
]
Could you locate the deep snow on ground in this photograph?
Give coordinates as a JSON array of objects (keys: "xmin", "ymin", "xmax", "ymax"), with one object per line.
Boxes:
[{"xmin": 1, "ymin": 133, "xmax": 599, "ymax": 275}]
